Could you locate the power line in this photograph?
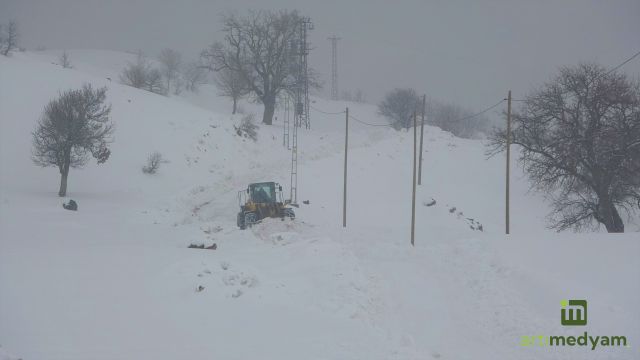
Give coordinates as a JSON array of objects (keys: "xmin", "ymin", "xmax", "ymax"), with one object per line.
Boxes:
[
  {"xmin": 603, "ymin": 50, "xmax": 640, "ymax": 77},
  {"xmin": 310, "ymin": 98, "xmax": 507, "ymax": 128},
  {"xmin": 574, "ymin": 49, "xmax": 640, "ymax": 93},
  {"xmin": 349, "ymin": 114, "xmax": 395, "ymax": 127},
  {"xmin": 454, "ymin": 99, "xmax": 505, "ymax": 122},
  {"xmin": 313, "ymin": 50, "xmax": 640, "ymax": 127},
  {"xmin": 309, "ymin": 104, "xmax": 345, "ymax": 115},
  {"xmin": 309, "ymin": 103, "xmax": 391, "ymax": 127},
  {"xmin": 511, "ymin": 50, "xmax": 640, "ymax": 104},
  {"xmin": 309, "ymin": 103, "xmax": 391, "ymax": 126}
]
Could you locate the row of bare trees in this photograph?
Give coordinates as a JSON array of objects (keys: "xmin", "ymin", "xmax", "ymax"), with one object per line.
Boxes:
[
  {"xmin": 427, "ymin": 100, "xmax": 490, "ymax": 139},
  {"xmin": 117, "ymin": 11, "xmax": 319, "ymax": 120},
  {"xmin": 120, "ymin": 50, "xmax": 207, "ymax": 96},
  {"xmin": 120, "ymin": 52, "xmax": 164, "ymax": 94},
  {"xmin": 377, "ymin": 88, "xmax": 489, "ymax": 137}
]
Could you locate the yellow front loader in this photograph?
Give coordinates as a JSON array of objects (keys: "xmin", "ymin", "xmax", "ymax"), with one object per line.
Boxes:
[{"xmin": 236, "ymin": 182, "xmax": 295, "ymax": 229}]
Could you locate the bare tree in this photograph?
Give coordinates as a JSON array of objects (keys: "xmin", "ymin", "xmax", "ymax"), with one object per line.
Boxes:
[
  {"xmin": 142, "ymin": 152, "xmax": 167, "ymax": 174},
  {"xmin": 213, "ymin": 68, "xmax": 249, "ymax": 114},
  {"xmin": 120, "ymin": 52, "xmax": 165, "ymax": 95},
  {"xmin": 339, "ymin": 89, "xmax": 366, "ymax": 103},
  {"xmin": 378, "ymin": 88, "xmax": 421, "ymax": 130},
  {"xmin": 234, "ymin": 113, "xmax": 258, "ymax": 141},
  {"xmin": 0, "ymin": 21, "xmax": 18, "ymax": 56},
  {"xmin": 183, "ymin": 61, "xmax": 207, "ymax": 92},
  {"xmin": 489, "ymin": 63, "xmax": 640, "ymax": 233},
  {"xmin": 340, "ymin": 90, "xmax": 353, "ymax": 102},
  {"xmin": 158, "ymin": 48, "xmax": 182, "ymax": 95},
  {"xmin": 59, "ymin": 50, "xmax": 72, "ymax": 69},
  {"xmin": 145, "ymin": 68, "xmax": 165, "ymax": 95},
  {"xmin": 201, "ymin": 10, "xmax": 304, "ymax": 125},
  {"xmin": 120, "ymin": 52, "xmax": 150, "ymax": 88},
  {"xmin": 427, "ymin": 100, "xmax": 490, "ymax": 139},
  {"xmin": 354, "ymin": 89, "xmax": 366, "ymax": 103},
  {"xmin": 32, "ymin": 84, "xmax": 114, "ymax": 197}
]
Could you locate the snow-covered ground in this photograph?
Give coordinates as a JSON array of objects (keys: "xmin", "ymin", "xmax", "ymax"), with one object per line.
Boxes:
[{"xmin": 1, "ymin": 50, "xmax": 638, "ymax": 360}]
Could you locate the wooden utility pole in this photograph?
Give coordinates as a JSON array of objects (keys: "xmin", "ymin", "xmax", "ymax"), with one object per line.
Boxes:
[
  {"xmin": 411, "ymin": 110, "xmax": 417, "ymax": 246},
  {"xmin": 418, "ymin": 94, "xmax": 426, "ymax": 185},
  {"xmin": 343, "ymin": 107, "xmax": 349, "ymax": 228},
  {"xmin": 506, "ymin": 90, "xmax": 512, "ymax": 235}
]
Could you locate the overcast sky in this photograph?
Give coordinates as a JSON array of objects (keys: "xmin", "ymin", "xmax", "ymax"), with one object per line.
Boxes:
[{"xmin": 1, "ymin": 0, "xmax": 639, "ymax": 114}]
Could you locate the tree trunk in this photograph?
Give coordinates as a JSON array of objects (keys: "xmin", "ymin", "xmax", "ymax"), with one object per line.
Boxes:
[
  {"xmin": 232, "ymin": 97, "xmax": 237, "ymax": 115},
  {"xmin": 58, "ymin": 150, "xmax": 71, "ymax": 197},
  {"xmin": 598, "ymin": 199, "xmax": 625, "ymax": 233},
  {"xmin": 262, "ymin": 96, "xmax": 275, "ymax": 125},
  {"xmin": 59, "ymin": 167, "xmax": 69, "ymax": 197}
]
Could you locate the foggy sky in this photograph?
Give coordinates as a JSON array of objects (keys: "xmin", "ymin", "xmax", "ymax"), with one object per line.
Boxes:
[{"xmin": 1, "ymin": 0, "xmax": 639, "ymax": 117}]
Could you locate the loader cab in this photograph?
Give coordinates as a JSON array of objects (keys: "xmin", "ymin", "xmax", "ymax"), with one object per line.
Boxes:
[{"xmin": 248, "ymin": 182, "xmax": 278, "ymax": 204}]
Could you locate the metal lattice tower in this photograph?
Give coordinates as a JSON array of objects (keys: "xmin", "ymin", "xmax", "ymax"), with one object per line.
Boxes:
[
  {"xmin": 283, "ymin": 95, "xmax": 290, "ymax": 149},
  {"xmin": 289, "ymin": 17, "xmax": 313, "ymax": 204},
  {"xmin": 299, "ymin": 17, "xmax": 312, "ymax": 130},
  {"xmin": 289, "ymin": 111, "xmax": 299, "ymax": 203},
  {"xmin": 328, "ymin": 36, "xmax": 341, "ymax": 101}
]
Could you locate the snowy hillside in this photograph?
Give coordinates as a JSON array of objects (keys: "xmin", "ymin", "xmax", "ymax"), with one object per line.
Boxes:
[{"xmin": 1, "ymin": 50, "xmax": 638, "ymax": 360}]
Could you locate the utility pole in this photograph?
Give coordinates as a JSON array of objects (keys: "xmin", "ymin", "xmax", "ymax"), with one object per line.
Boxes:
[
  {"xmin": 418, "ymin": 94, "xmax": 426, "ymax": 185},
  {"xmin": 343, "ymin": 107, "xmax": 349, "ymax": 228},
  {"xmin": 506, "ymin": 90, "xmax": 512, "ymax": 235},
  {"xmin": 411, "ymin": 110, "xmax": 417, "ymax": 246},
  {"xmin": 328, "ymin": 36, "xmax": 341, "ymax": 101}
]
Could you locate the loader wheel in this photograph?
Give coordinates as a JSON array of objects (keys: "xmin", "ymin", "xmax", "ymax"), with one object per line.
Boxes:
[
  {"xmin": 282, "ymin": 208, "xmax": 295, "ymax": 220},
  {"xmin": 244, "ymin": 212, "xmax": 257, "ymax": 227},
  {"xmin": 237, "ymin": 212, "xmax": 246, "ymax": 230}
]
